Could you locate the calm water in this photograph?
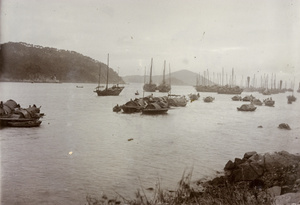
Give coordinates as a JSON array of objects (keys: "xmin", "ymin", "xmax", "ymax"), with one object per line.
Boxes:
[{"xmin": 1, "ymin": 82, "xmax": 299, "ymax": 205}]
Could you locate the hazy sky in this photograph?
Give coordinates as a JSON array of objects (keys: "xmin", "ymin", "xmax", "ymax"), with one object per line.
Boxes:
[{"xmin": 1, "ymin": 0, "xmax": 300, "ymax": 82}]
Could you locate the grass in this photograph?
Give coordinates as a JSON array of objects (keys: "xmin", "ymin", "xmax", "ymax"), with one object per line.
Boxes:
[{"xmin": 85, "ymin": 170, "xmax": 276, "ymax": 205}]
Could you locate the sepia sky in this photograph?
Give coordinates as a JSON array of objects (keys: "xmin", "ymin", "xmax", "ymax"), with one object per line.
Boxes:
[{"xmin": 1, "ymin": 0, "xmax": 300, "ymax": 82}]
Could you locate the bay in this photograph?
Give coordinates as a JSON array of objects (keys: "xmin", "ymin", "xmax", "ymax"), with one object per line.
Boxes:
[{"xmin": 1, "ymin": 82, "xmax": 299, "ymax": 205}]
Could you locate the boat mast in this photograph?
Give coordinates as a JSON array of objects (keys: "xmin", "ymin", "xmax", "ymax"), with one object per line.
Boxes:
[
  {"xmin": 98, "ymin": 64, "xmax": 101, "ymax": 90},
  {"xmin": 143, "ymin": 66, "xmax": 146, "ymax": 98},
  {"xmin": 149, "ymin": 58, "xmax": 153, "ymax": 84},
  {"xmin": 106, "ymin": 53, "xmax": 109, "ymax": 90},
  {"xmin": 163, "ymin": 60, "xmax": 166, "ymax": 84},
  {"xmin": 169, "ymin": 63, "xmax": 171, "ymax": 95}
]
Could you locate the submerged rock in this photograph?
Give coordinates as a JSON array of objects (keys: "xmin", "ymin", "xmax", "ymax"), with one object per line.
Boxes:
[{"xmin": 278, "ymin": 123, "xmax": 291, "ymax": 130}]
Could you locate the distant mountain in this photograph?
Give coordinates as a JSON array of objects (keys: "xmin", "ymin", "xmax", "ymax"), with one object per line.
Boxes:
[
  {"xmin": 123, "ymin": 69, "xmax": 203, "ymax": 86},
  {"xmin": 0, "ymin": 42, "xmax": 124, "ymax": 84}
]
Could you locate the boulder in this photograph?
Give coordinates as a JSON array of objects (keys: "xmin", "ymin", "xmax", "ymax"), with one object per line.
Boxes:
[
  {"xmin": 274, "ymin": 192, "xmax": 300, "ymax": 205},
  {"xmin": 249, "ymin": 153, "xmax": 265, "ymax": 167},
  {"xmin": 234, "ymin": 157, "xmax": 244, "ymax": 166},
  {"xmin": 266, "ymin": 186, "xmax": 281, "ymax": 197},
  {"xmin": 232, "ymin": 162, "xmax": 261, "ymax": 182},
  {"xmin": 278, "ymin": 123, "xmax": 291, "ymax": 130},
  {"xmin": 244, "ymin": 151, "xmax": 257, "ymax": 159},
  {"xmin": 224, "ymin": 160, "xmax": 235, "ymax": 170}
]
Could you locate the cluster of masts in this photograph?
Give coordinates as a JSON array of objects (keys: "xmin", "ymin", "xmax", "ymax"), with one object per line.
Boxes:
[{"xmin": 195, "ymin": 68, "xmax": 297, "ymax": 92}]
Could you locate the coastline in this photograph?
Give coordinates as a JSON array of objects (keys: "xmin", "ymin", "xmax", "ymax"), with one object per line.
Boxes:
[{"xmin": 87, "ymin": 150, "xmax": 300, "ymax": 205}]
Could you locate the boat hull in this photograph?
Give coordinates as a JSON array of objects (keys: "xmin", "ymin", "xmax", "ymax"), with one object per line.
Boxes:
[
  {"xmin": 5, "ymin": 120, "xmax": 42, "ymax": 127},
  {"xmin": 237, "ymin": 107, "xmax": 256, "ymax": 111},
  {"xmin": 95, "ymin": 87, "xmax": 124, "ymax": 96},
  {"xmin": 121, "ymin": 106, "xmax": 143, "ymax": 113},
  {"xmin": 143, "ymin": 84, "xmax": 157, "ymax": 92},
  {"xmin": 157, "ymin": 84, "xmax": 171, "ymax": 93},
  {"xmin": 142, "ymin": 108, "xmax": 168, "ymax": 114}
]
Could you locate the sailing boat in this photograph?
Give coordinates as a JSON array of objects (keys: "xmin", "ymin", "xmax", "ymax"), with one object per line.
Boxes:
[
  {"xmin": 94, "ymin": 54, "xmax": 124, "ymax": 96},
  {"xmin": 297, "ymin": 82, "xmax": 300, "ymax": 93},
  {"xmin": 143, "ymin": 58, "xmax": 157, "ymax": 92},
  {"xmin": 157, "ymin": 60, "xmax": 171, "ymax": 93}
]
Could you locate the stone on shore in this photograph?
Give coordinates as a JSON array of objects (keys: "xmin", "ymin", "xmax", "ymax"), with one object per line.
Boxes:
[{"xmin": 219, "ymin": 151, "xmax": 300, "ymax": 203}]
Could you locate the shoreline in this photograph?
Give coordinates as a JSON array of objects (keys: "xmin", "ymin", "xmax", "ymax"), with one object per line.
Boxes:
[{"xmin": 87, "ymin": 150, "xmax": 300, "ymax": 205}]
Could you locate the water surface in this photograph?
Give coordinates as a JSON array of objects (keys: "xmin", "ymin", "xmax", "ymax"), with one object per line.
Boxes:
[{"xmin": 1, "ymin": 82, "xmax": 299, "ymax": 204}]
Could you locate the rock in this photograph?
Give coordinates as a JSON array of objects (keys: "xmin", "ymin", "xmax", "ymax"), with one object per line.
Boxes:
[
  {"xmin": 244, "ymin": 151, "xmax": 257, "ymax": 159},
  {"xmin": 234, "ymin": 157, "xmax": 244, "ymax": 166},
  {"xmin": 249, "ymin": 161, "xmax": 264, "ymax": 176},
  {"xmin": 249, "ymin": 179, "xmax": 265, "ymax": 189},
  {"xmin": 224, "ymin": 160, "xmax": 235, "ymax": 170},
  {"xmin": 267, "ymin": 186, "xmax": 281, "ymax": 197},
  {"xmin": 249, "ymin": 153, "xmax": 265, "ymax": 167},
  {"xmin": 232, "ymin": 162, "xmax": 261, "ymax": 182},
  {"xmin": 264, "ymin": 153, "xmax": 287, "ymax": 172},
  {"xmin": 257, "ymin": 125, "xmax": 263, "ymax": 128},
  {"xmin": 278, "ymin": 123, "xmax": 291, "ymax": 130},
  {"xmin": 274, "ymin": 192, "xmax": 300, "ymax": 205},
  {"xmin": 210, "ymin": 176, "xmax": 226, "ymax": 186},
  {"xmin": 293, "ymin": 178, "xmax": 300, "ymax": 192}
]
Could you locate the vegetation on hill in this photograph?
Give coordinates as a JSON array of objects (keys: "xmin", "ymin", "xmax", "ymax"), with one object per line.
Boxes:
[{"xmin": 0, "ymin": 42, "xmax": 124, "ymax": 84}]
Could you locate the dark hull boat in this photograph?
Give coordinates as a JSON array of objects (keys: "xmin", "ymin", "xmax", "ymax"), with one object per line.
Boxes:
[
  {"xmin": 195, "ymin": 85, "xmax": 219, "ymax": 92},
  {"xmin": 157, "ymin": 84, "xmax": 171, "ymax": 93},
  {"xmin": 237, "ymin": 104, "xmax": 257, "ymax": 111},
  {"xmin": 142, "ymin": 102, "xmax": 168, "ymax": 114},
  {"xmin": 95, "ymin": 54, "xmax": 124, "ymax": 96},
  {"xmin": 168, "ymin": 95, "xmax": 187, "ymax": 107},
  {"xmin": 121, "ymin": 99, "xmax": 145, "ymax": 113},
  {"xmin": 95, "ymin": 86, "xmax": 124, "ymax": 96},
  {"xmin": 232, "ymin": 95, "xmax": 242, "ymax": 101},
  {"xmin": 203, "ymin": 96, "xmax": 215, "ymax": 102},
  {"xmin": 143, "ymin": 84, "xmax": 157, "ymax": 92},
  {"xmin": 217, "ymin": 85, "xmax": 243, "ymax": 94},
  {"xmin": 242, "ymin": 95, "xmax": 255, "ymax": 102},
  {"xmin": 263, "ymin": 98, "xmax": 275, "ymax": 107},
  {"xmin": 287, "ymin": 95, "xmax": 296, "ymax": 102},
  {"xmin": 6, "ymin": 119, "xmax": 42, "ymax": 127},
  {"xmin": 252, "ymin": 99, "xmax": 263, "ymax": 106},
  {"xmin": 189, "ymin": 93, "xmax": 200, "ymax": 102}
]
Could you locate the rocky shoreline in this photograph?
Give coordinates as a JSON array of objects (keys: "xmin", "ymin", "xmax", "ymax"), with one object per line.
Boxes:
[
  {"xmin": 86, "ymin": 151, "xmax": 300, "ymax": 205},
  {"xmin": 202, "ymin": 151, "xmax": 300, "ymax": 204}
]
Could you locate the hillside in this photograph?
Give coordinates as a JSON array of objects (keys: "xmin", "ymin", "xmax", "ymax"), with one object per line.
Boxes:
[
  {"xmin": 123, "ymin": 69, "xmax": 208, "ymax": 86},
  {"xmin": 0, "ymin": 42, "xmax": 124, "ymax": 84},
  {"xmin": 122, "ymin": 75, "xmax": 187, "ymax": 85}
]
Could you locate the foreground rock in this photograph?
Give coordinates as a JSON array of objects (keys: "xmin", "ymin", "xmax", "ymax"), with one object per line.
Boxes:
[{"xmin": 204, "ymin": 151, "xmax": 300, "ymax": 204}]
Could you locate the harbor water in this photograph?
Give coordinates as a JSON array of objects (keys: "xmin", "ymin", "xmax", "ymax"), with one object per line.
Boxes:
[{"xmin": 1, "ymin": 82, "xmax": 299, "ymax": 205}]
